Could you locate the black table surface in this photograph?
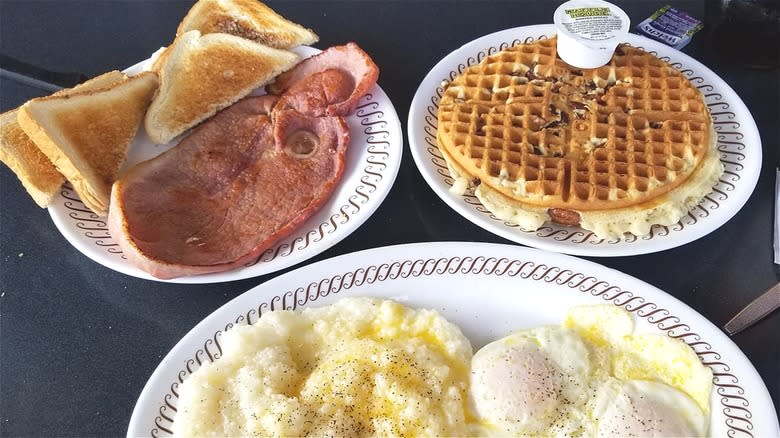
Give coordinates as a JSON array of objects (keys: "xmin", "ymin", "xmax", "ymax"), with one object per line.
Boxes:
[{"xmin": 1, "ymin": 1, "xmax": 778, "ymax": 436}]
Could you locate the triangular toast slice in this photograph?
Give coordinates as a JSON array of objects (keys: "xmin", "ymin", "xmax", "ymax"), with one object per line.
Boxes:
[
  {"xmin": 176, "ymin": 0, "xmax": 318, "ymax": 49},
  {"xmin": 0, "ymin": 110, "xmax": 66, "ymax": 207},
  {"xmin": 0, "ymin": 70, "xmax": 129, "ymax": 208},
  {"xmin": 17, "ymin": 71, "xmax": 158, "ymax": 215},
  {"xmin": 144, "ymin": 30, "xmax": 300, "ymax": 144}
]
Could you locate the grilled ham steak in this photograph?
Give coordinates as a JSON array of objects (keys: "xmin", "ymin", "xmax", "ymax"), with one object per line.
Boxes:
[
  {"xmin": 109, "ymin": 43, "xmax": 378, "ymax": 279},
  {"xmin": 109, "ymin": 95, "xmax": 349, "ymax": 279},
  {"xmin": 268, "ymin": 42, "xmax": 379, "ymax": 116},
  {"xmin": 273, "ymin": 68, "xmax": 356, "ymax": 117}
]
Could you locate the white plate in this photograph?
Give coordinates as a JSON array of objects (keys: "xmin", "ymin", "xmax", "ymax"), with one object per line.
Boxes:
[
  {"xmin": 48, "ymin": 47, "xmax": 403, "ymax": 283},
  {"xmin": 127, "ymin": 242, "xmax": 778, "ymax": 438},
  {"xmin": 408, "ymin": 25, "xmax": 761, "ymax": 257}
]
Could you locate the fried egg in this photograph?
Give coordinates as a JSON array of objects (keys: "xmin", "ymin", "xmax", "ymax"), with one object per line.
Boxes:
[
  {"xmin": 591, "ymin": 378, "xmax": 709, "ymax": 437},
  {"xmin": 469, "ymin": 326, "xmax": 592, "ymax": 435},
  {"xmin": 468, "ymin": 305, "xmax": 713, "ymax": 437}
]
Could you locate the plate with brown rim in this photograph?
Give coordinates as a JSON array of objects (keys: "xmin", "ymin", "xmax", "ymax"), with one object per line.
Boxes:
[
  {"xmin": 127, "ymin": 242, "xmax": 778, "ymax": 437},
  {"xmin": 408, "ymin": 25, "xmax": 761, "ymax": 257},
  {"xmin": 47, "ymin": 46, "xmax": 403, "ymax": 283}
]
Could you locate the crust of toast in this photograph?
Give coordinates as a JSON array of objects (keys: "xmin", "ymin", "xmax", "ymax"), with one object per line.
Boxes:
[
  {"xmin": 0, "ymin": 110, "xmax": 65, "ymax": 207},
  {"xmin": 176, "ymin": 0, "xmax": 318, "ymax": 49},
  {"xmin": 52, "ymin": 70, "xmax": 128, "ymax": 97},
  {"xmin": 17, "ymin": 71, "xmax": 159, "ymax": 215},
  {"xmin": 151, "ymin": 46, "xmax": 172, "ymax": 74},
  {"xmin": 144, "ymin": 30, "xmax": 300, "ymax": 145}
]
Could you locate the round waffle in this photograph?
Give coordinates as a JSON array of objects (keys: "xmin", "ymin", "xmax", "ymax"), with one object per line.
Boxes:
[{"xmin": 437, "ymin": 37, "xmax": 722, "ymax": 239}]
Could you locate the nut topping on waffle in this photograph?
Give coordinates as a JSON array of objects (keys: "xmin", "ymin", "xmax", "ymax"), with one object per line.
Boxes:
[{"xmin": 437, "ymin": 37, "xmax": 723, "ymax": 239}]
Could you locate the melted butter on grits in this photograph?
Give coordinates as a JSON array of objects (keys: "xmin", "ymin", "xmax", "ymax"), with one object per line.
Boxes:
[{"xmin": 172, "ymin": 298, "xmax": 473, "ymax": 437}]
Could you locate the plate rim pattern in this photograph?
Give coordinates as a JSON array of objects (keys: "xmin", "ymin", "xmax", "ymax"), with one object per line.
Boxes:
[
  {"xmin": 410, "ymin": 24, "xmax": 761, "ymax": 256},
  {"xmin": 48, "ymin": 84, "xmax": 403, "ymax": 283},
  {"xmin": 135, "ymin": 243, "xmax": 765, "ymax": 437}
]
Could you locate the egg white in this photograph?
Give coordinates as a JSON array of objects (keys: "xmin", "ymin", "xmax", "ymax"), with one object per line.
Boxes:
[
  {"xmin": 468, "ymin": 305, "xmax": 712, "ymax": 437},
  {"xmin": 469, "ymin": 325, "xmax": 592, "ymax": 435},
  {"xmin": 591, "ymin": 378, "xmax": 709, "ymax": 437}
]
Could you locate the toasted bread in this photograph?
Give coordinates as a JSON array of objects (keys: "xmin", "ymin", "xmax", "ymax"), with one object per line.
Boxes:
[
  {"xmin": 0, "ymin": 70, "xmax": 130, "ymax": 208},
  {"xmin": 144, "ymin": 30, "xmax": 300, "ymax": 145},
  {"xmin": 17, "ymin": 71, "xmax": 159, "ymax": 215},
  {"xmin": 0, "ymin": 110, "xmax": 65, "ymax": 207},
  {"xmin": 151, "ymin": 46, "xmax": 172, "ymax": 74},
  {"xmin": 176, "ymin": 0, "xmax": 318, "ymax": 49},
  {"xmin": 52, "ymin": 70, "xmax": 128, "ymax": 97}
]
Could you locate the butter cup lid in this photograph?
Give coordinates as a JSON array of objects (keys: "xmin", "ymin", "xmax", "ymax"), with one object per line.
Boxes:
[{"xmin": 554, "ymin": 0, "xmax": 630, "ymax": 68}]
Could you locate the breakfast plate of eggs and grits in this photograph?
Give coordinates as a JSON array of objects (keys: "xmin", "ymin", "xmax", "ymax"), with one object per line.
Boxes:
[
  {"xmin": 408, "ymin": 25, "xmax": 761, "ymax": 257},
  {"xmin": 127, "ymin": 242, "xmax": 779, "ymax": 437}
]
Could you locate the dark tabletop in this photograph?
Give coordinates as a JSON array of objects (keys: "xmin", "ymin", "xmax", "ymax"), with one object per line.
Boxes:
[{"xmin": 1, "ymin": 1, "xmax": 778, "ymax": 436}]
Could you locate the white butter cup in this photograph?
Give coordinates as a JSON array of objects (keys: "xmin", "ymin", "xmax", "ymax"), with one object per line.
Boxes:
[{"xmin": 554, "ymin": 0, "xmax": 630, "ymax": 68}]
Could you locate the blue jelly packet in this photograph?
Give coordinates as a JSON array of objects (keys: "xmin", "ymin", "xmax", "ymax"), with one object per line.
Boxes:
[{"xmin": 635, "ymin": 5, "xmax": 703, "ymax": 49}]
